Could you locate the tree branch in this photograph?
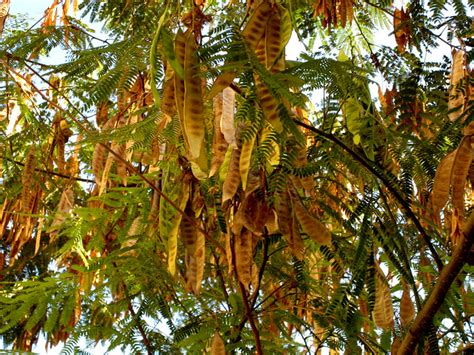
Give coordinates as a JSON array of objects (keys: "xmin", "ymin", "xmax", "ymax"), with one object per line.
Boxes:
[
  {"xmin": 2, "ymin": 156, "xmax": 95, "ymax": 183},
  {"xmin": 398, "ymin": 213, "xmax": 474, "ymax": 354},
  {"xmin": 238, "ymin": 281, "xmax": 263, "ymax": 355}
]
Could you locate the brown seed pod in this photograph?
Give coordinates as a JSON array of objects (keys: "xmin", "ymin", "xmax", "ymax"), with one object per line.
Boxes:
[
  {"xmin": 234, "ymin": 229, "xmax": 253, "ymax": 290},
  {"xmin": 21, "ymin": 146, "xmax": 36, "ymax": 212},
  {"xmin": 210, "ymin": 331, "xmax": 226, "ymax": 355},
  {"xmin": 222, "ymin": 146, "xmax": 242, "ymax": 202},
  {"xmin": 400, "ymin": 280, "xmax": 415, "ymax": 327},
  {"xmin": 451, "ymin": 136, "xmax": 473, "ymax": 216}
]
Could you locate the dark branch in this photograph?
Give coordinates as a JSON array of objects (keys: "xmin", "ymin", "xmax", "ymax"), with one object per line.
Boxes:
[
  {"xmin": 2, "ymin": 156, "xmax": 95, "ymax": 183},
  {"xmin": 398, "ymin": 213, "xmax": 474, "ymax": 354}
]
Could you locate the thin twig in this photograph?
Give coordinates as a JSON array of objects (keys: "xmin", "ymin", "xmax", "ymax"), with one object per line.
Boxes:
[
  {"xmin": 2, "ymin": 156, "xmax": 94, "ymax": 183},
  {"xmin": 238, "ymin": 280, "xmax": 263, "ymax": 355}
]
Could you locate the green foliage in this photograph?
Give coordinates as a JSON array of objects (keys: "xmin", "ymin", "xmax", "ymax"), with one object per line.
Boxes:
[{"xmin": 0, "ymin": 0, "xmax": 472, "ymax": 353}]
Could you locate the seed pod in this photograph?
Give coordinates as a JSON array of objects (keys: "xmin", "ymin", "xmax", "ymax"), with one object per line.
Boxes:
[
  {"xmin": 207, "ymin": 71, "xmax": 238, "ymax": 100},
  {"xmin": 21, "ymin": 146, "xmax": 36, "ymax": 212},
  {"xmin": 50, "ymin": 187, "xmax": 74, "ymax": 232},
  {"xmin": 181, "ymin": 203, "xmax": 205, "ymax": 294},
  {"xmin": 96, "ymin": 101, "xmax": 109, "ymax": 128},
  {"xmin": 234, "ymin": 229, "xmax": 253, "ymax": 290},
  {"xmin": 114, "ymin": 144, "xmax": 128, "ymax": 186},
  {"xmin": 291, "ymin": 189, "xmax": 331, "ymax": 246},
  {"xmin": 448, "ymin": 49, "xmax": 467, "ymax": 122},
  {"xmin": 210, "ymin": 331, "xmax": 225, "ymax": 355},
  {"xmin": 221, "ymin": 87, "xmax": 236, "ymax": 147},
  {"xmin": 167, "ymin": 179, "xmax": 190, "ymax": 276},
  {"xmin": 209, "ymin": 92, "xmax": 229, "ymax": 177},
  {"xmin": 373, "ymin": 273, "xmax": 394, "ymax": 330},
  {"xmin": 161, "ymin": 63, "xmax": 176, "ymax": 117},
  {"xmin": 264, "ymin": 8, "xmax": 281, "ymax": 69},
  {"xmin": 400, "ymin": 280, "xmax": 415, "ymax": 327},
  {"xmin": 430, "ymin": 150, "xmax": 456, "ymax": 216},
  {"xmin": 240, "ymin": 135, "xmax": 255, "ymax": 190},
  {"xmin": 276, "ymin": 189, "xmax": 304, "ymax": 259},
  {"xmin": 254, "ymin": 76, "xmax": 282, "ymax": 132},
  {"xmin": 451, "ymin": 136, "xmax": 473, "ymax": 216},
  {"xmin": 92, "ymin": 143, "xmax": 107, "ymax": 186},
  {"xmin": 174, "ymin": 30, "xmax": 189, "ymax": 149},
  {"xmin": 183, "ymin": 31, "xmax": 205, "ymax": 159},
  {"xmin": 222, "ymin": 146, "xmax": 242, "ymax": 202},
  {"xmin": 242, "ymin": 1, "xmax": 272, "ymax": 50}
]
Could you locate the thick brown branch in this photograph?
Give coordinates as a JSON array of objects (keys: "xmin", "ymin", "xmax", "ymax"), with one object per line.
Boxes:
[{"xmin": 398, "ymin": 213, "xmax": 474, "ymax": 354}]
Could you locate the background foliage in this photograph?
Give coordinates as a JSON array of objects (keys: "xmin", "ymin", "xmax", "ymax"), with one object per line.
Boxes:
[{"xmin": 0, "ymin": 0, "xmax": 473, "ymax": 353}]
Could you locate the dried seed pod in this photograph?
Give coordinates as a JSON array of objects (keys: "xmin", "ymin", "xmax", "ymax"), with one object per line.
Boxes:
[
  {"xmin": 221, "ymin": 87, "xmax": 236, "ymax": 147},
  {"xmin": 254, "ymin": 76, "xmax": 282, "ymax": 132},
  {"xmin": 161, "ymin": 63, "xmax": 176, "ymax": 117},
  {"xmin": 430, "ymin": 150, "xmax": 456, "ymax": 216},
  {"xmin": 373, "ymin": 273, "xmax": 394, "ymax": 330},
  {"xmin": 21, "ymin": 146, "xmax": 36, "ymax": 212},
  {"xmin": 183, "ymin": 31, "xmax": 205, "ymax": 159},
  {"xmin": 174, "ymin": 30, "xmax": 189, "ymax": 149},
  {"xmin": 242, "ymin": 1, "xmax": 272, "ymax": 50},
  {"xmin": 240, "ymin": 135, "xmax": 255, "ymax": 190},
  {"xmin": 448, "ymin": 49, "xmax": 467, "ymax": 122},
  {"xmin": 209, "ymin": 92, "xmax": 229, "ymax": 177},
  {"xmin": 234, "ymin": 229, "xmax": 253, "ymax": 290},
  {"xmin": 451, "ymin": 136, "xmax": 473, "ymax": 216},
  {"xmin": 210, "ymin": 331, "xmax": 226, "ymax": 355},
  {"xmin": 50, "ymin": 187, "xmax": 74, "ymax": 232},
  {"xmin": 222, "ymin": 146, "xmax": 242, "ymax": 202},
  {"xmin": 207, "ymin": 71, "xmax": 237, "ymax": 100},
  {"xmin": 264, "ymin": 8, "xmax": 282, "ymax": 69},
  {"xmin": 276, "ymin": 189, "xmax": 304, "ymax": 259},
  {"xmin": 400, "ymin": 280, "xmax": 415, "ymax": 327},
  {"xmin": 290, "ymin": 189, "xmax": 331, "ymax": 246},
  {"xmin": 92, "ymin": 143, "xmax": 107, "ymax": 186}
]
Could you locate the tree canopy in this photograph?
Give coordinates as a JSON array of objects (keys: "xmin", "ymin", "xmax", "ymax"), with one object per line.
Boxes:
[{"xmin": 0, "ymin": 0, "xmax": 473, "ymax": 353}]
